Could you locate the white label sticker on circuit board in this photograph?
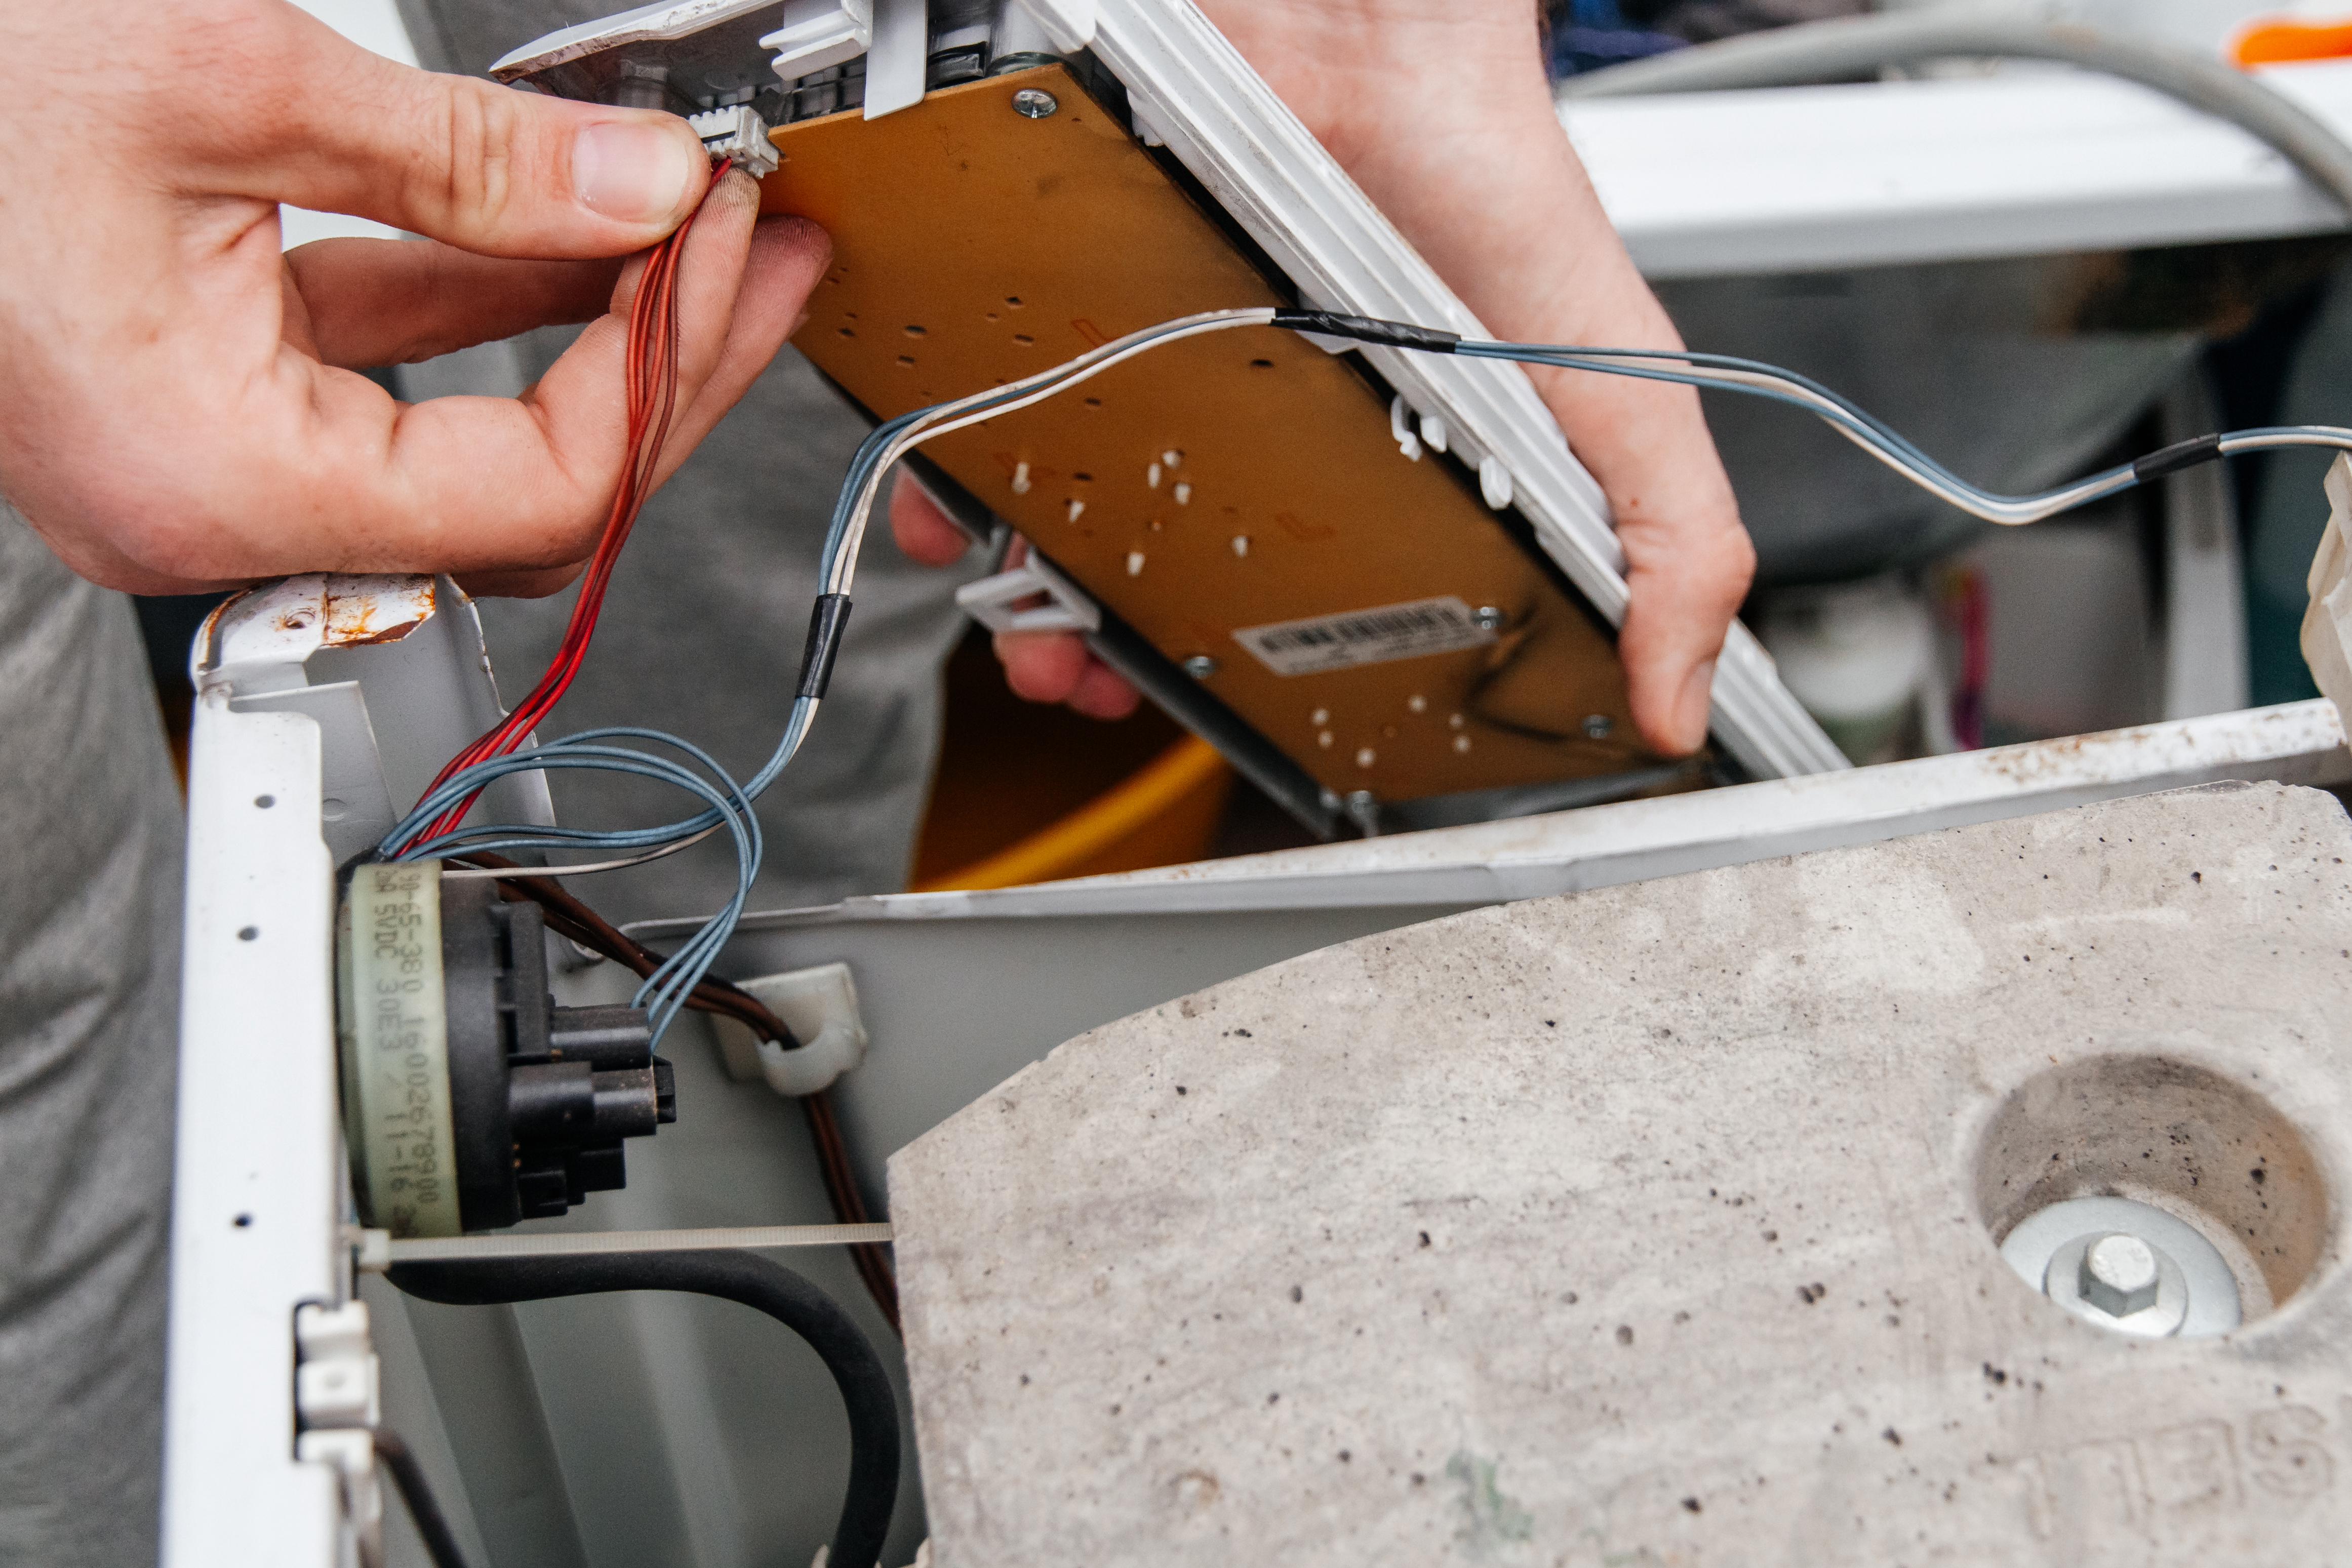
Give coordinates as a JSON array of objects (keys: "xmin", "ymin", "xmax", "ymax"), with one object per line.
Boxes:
[{"xmin": 1231, "ymin": 595, "xmax": 1496, "ymax": 676}]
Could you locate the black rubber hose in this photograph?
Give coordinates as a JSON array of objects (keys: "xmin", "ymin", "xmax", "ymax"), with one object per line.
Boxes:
[
  {"xmin": 374, "ymin": 1429, "xmax": 474, "ymax": 1568},
  {"xmin": 389, "ymin": 1250, "xmax": 900, "ymax": 1568},
  {"xmin": 1559, "ymin": 14, "xmax": 2352, "ymax": 218}
]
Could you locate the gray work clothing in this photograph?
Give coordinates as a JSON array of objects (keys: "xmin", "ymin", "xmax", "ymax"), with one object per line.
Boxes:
[{"xmin": 0, "ymin": 506, "xmax": 183, "ymax": 1567}]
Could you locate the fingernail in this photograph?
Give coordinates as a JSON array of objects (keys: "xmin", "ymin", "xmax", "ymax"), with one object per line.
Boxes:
[
  {"xmin": 574, "ymin": 122, "xmax": 698, "ymax": 224},
  {"xmin": 1675, "ymin": 658, "xmax": 1718, "ymax": 752}
]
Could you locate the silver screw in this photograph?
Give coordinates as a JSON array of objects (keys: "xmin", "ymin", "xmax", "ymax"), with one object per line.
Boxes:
[
  {"xmin": 1182, "ymin": 655, "xmax": 1218, "ymax": 680},
  {"xmin": 2079, "ymin": 1234, "xmax": 2162, "ymax": 1318},
  {"xmin": 1013, "ymin": 88, "xmax": 1059, "ymax": 118},
  {"xmin": 1470, "ymin": 605, "xmax": 1505, "ymax": 632},
  {"xmin": 1582, "ymin": 714, "xmax": 1613, "ymax": 740}
]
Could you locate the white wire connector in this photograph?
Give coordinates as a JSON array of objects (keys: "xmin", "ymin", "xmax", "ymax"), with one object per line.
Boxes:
[{"xmin": 688, "ymin": 105, "xmax": 781, "ymax": 178}]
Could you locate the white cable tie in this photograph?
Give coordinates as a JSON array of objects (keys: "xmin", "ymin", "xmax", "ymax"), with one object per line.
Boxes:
[{"xmin": 369, "ymin": 1222, "xmax": 894, "ymax": 1270}]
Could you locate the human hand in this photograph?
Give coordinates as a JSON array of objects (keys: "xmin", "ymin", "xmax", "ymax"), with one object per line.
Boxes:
[
  {"xmin": 0, "ymin": 0, "xmax": 829, "ymax": 597},
  {"xmin": 897, "ymin": 0, "xmax": 1750, "ymax": 755}
]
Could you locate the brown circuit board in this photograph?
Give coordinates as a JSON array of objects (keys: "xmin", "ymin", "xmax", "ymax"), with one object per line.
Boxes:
[{"xmin": 759, "ymin": 62, "xmax": 1653, "ymax": 802}]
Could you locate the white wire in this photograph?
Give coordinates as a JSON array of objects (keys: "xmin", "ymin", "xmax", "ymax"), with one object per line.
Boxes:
[
  {"xmin": 438, "ymin": 825, "xmax": 723, "ymax": 880},
  {"xmin": 824, "ymin": 309, "xmax": 1278, "ymax": 597}
]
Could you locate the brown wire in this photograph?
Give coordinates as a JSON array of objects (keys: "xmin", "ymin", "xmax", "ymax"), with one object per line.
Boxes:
[{"xmin": 451, "ymin": 853, "xmax": 901, "ymax": 1334}]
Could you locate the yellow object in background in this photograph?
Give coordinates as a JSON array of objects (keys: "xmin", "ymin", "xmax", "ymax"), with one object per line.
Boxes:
[
  {"xmin": 915, "ymin": 737, "xmax": 1231, "ymax": 892},
  {"xmin": 2234, "ymin": 16, "xmax": 2352, "ymax": 66}
]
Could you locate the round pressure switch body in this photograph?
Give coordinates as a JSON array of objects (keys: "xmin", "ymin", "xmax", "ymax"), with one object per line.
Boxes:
[{"xmin": 337, "ymin": 861, "xmax": 676, "ymax": 1238}]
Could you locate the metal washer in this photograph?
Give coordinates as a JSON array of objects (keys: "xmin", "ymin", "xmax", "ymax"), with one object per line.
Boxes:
[{"xmin": 1997, "ymin": 1195, "xmax": 2243, "ymax": 1338}]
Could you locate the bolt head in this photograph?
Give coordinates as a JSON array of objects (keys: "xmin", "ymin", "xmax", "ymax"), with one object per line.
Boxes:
[
  {"xmin": 2080, "ymin": 1234, "xmax": 2162, "ymax": 1318},
  {"xmin": 1182, "ymin": 655, "xmax": 1218, "ymax": 680},
  {"xmin": 1013, "ymin": 88, "xmax": 1059, "ymax": 119},
  {"xmin": 1582, "ymin": 714, "xmax": 1613, "ymax": 740},
  {"xmin": 1471, "ymin": 605, "xmax": 1505, "ymax": 632}
]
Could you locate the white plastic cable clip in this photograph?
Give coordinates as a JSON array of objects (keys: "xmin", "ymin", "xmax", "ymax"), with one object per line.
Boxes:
[
  {"xmin": 2300, "ymin": 453, "xmax": 2352, "ymax": 716},
  {"xmin": 762, "ymin": 0, "xmax": 873, "ymax": 83},
  {"xmin": 294, "ymin": 1300, "xmax": 383, "ymax": 1567},
  {"xmin": 955, "ymin": 552, "xmax": 1102, "ymax": 635},
  {"xmin": 708, "ymin": 961, "xmax": 870, "ymax": 1097},
  {"xmin": 1479, "ymin": 454, "xmax": 1515, "ymax": 510},
  {"xmin": 295, "ymin": 1430, "xmax": 384, "ymax": 1568},
  {"xmin": 1389, "ymin": 396, "xmax": 1423, "ymax": 461}
]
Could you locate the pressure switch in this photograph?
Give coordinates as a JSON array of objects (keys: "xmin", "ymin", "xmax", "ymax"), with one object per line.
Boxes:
[{"xmin": 337, "ymin": 862, "xmax": 675, "ymax": 1237}]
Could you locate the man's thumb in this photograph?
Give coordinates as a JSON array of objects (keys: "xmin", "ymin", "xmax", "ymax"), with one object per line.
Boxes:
[{"xmin": 254, "ymin": 3, "xmax": 708, "ymax": 256}]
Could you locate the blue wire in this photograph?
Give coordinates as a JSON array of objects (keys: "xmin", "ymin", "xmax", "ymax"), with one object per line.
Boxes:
[{"xmin": 387, "ymin": 731, "xmax": 762, "ymax": 1042}]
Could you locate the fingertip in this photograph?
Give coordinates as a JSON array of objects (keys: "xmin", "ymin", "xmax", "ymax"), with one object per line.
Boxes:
[
  {"xmin": 1638, "ymin": 655, "xmax": 1715, "ymax": 756},
  {"xmin": 754, "ymin": 212, "xmax": 834, "ymax": 264},
  {"xmin": 572, "ymin": 116, "xmax": 708, "ymax": 231},
  {"xmin": 1068, "ymin": 663, "xmax": 1141, "ymax": 721},
  {"xmin": 889, "ymin": 477, "xmax": 971, "ymax": 566},
  {"xmin": 995, "ymin": 631, "xmax": 1085, "ymax": 703}
]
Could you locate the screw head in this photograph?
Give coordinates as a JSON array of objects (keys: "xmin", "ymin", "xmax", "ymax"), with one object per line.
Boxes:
[
  {"xmin": 2080, "ymin": 1234, "xmax": 2162, "ymax": 1318},
  {"xmin": 1012, "ymin": 88, "xmax": 1059, "ymax": 119},
  {"xmin": 1582, "ymin": 714, "xmax": 1613, "ymax": 740},
  {"xmin": 1470, "ymin": 605, "xmax": 1506, "ymax": 632},
  {"xmin": 1182, "ymin": 655, "xmax": 1218, "ymax": 680}
]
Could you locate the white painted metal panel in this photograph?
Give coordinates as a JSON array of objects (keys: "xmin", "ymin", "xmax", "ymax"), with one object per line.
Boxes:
[{"xmin": 1567, "ymin": 60, "xmax": 2352, "ymax": 279}]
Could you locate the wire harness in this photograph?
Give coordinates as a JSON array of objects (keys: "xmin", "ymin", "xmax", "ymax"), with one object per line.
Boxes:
[{"xmin": 378, "ymin": 301, "xmax": 2352, "ymax": 1046}]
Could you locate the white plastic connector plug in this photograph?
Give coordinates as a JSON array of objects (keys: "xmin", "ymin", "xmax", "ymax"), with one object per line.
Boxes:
[
  {"xmin": 708, "ymin": 962, "xmax": 870, "ymax": 1097},
  {"xmin": 689, "ymin": 105, "xmax": 780, "ymax": 178}
]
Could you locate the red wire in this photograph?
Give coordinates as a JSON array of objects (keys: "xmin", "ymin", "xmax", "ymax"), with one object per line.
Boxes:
[{"xmin": 406, "ymin": 159, "xmax": 731, "ymax": 847}]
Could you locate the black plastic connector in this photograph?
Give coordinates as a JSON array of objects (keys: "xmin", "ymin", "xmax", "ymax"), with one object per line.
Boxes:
[{"xmin": 440, "ymin": 878, "xmax": 674, "ymax": 1230}]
